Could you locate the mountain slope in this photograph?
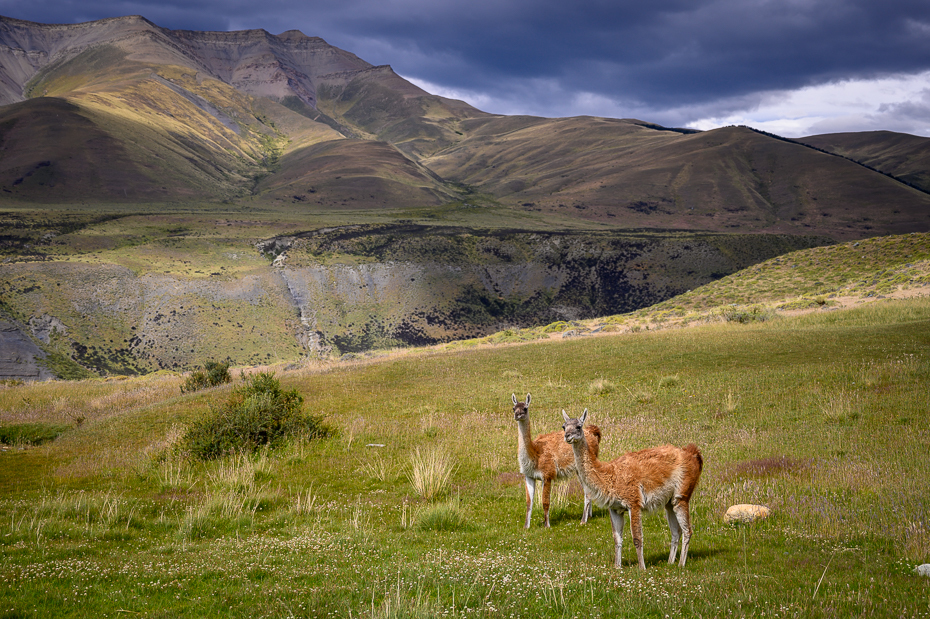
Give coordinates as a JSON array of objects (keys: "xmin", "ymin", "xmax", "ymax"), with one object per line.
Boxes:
[
  {"xmin": 424, "ymin": 120, "xmax": 930, "ymax": 240},
  {"xmin": 800, "ymin": 130, "xmax": 930, "ymax": 194},
  {"xmin": 1, "ymin": 13, "xmax": 928, "ymax": 240},
  {"xmin": 0, "ymin": 14, "xmax": 484, "ymax": 205}
]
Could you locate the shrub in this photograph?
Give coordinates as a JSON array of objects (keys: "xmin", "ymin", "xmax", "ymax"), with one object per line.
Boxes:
[
  {"xmin": 181, "ymin": 372, "xmax": 331, "ymax": 460},
  {"xmin": 181, "ymin": 361, "xmax": 232, "ymax": 394},
  {"xmin": 720, "ymin": 305, "xmax": 777, "ymax": 324}
]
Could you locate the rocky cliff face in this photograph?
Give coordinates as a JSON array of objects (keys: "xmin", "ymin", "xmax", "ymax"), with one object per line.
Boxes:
[
  {"xmin": 269, "ymin": 227, "xmax": 833, "ymax": 352},
  {"xmin": 0, "ymin": 227, "xmax": 833, "ymax": 378},
  {"xmin": 0, "ymin": 318, "xmax": 55, "ymax": 381},
  {"xmin": 0, "ymin": 14, "xmax": 373, "ymax": 107}
]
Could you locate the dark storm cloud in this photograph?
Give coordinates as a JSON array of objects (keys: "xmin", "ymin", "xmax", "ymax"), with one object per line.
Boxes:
[{"xmin": 3, "ymin": 0, "xmax": 930, "ymax": 131}]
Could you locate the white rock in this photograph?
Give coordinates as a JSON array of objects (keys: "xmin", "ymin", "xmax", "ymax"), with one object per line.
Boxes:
[
  {"xmin": 724, "ymin": 504, "xmax": 771, "ymax": 524},
  {"xmin": 916, "ymin": 564, "xmax": 930, "ymax": 577}
]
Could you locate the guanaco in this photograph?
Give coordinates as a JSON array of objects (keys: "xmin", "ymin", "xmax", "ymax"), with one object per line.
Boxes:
[
  {"xmin": 513, "ymin": 393, "xmax": 601, "ymax": 528},
  {"xmin": 562, "ymin": 408, "xmax": 702, "ymax": 568}
]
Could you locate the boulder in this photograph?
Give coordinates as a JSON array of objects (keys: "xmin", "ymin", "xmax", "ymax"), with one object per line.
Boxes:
[{"xmin": 724, "ymin": 504, "xmax": 771, "ymax": 524}]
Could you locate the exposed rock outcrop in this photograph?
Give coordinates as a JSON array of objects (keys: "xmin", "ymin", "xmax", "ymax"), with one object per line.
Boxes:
[
  {"xmin": 724, "ymin": 504, "xmax": 771, "ymax": 524},
  {"xmin": 0, "ymin": 14, "xmax": 371, "ymax": 107},
  {"xmin": 0, "ymin": 318, "xmax": 54, "ymax": 380}
]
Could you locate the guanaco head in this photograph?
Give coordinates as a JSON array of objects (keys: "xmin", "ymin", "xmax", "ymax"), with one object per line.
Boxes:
[
  {"xmin": 562, "ymin": 408, "xmax": 588, "ymax": 444},
  {"xmin": 512, "ymin": 393, "xmax": 531, "ymax": 421}
]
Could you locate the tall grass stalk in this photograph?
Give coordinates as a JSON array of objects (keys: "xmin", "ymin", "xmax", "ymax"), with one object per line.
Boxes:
[
  {"xmin": 292, "ymin": 484, "xmax": 318, "ymax": 515},
  {"xmin": 362, "ymin": 452, "xmax": 390, "ymax": 482}
]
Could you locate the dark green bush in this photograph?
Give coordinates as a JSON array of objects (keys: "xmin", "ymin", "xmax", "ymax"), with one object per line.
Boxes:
[
  {"xmin": 181, "ymin": 372, "xmax": 331, "ymax": 460},
  {"xmin": 181, "ymin": 361, "xmax": 232, "ymax": 393}
]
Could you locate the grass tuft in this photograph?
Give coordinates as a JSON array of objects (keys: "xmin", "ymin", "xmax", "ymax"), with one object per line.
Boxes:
[
  {"xmin": 587, "ymin": 378, "xmax": 616, "ymax": 396},
  {"xmin": 413, "ymin": 495, "xmax": 469, "ymax": 532},
  {"xmin": 408, "ymin": 446, "xmax": 455, "ymax": 502},
  {"xmin": 658, "ymin": 374, "xmax": 681, "ymax": 389}
]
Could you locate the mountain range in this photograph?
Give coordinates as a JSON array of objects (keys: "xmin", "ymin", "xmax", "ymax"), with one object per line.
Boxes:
[
  {"xmin": 0, "ymin": 13, "xmax": 927, "ymax": 237},
  {"xmin": 1, "ymin": 14, "xmax": 929, "ymax": 378}
]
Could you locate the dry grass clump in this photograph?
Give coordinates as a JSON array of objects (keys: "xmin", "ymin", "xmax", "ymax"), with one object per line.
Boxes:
[
  {"xmin": 361, "ymin": 452, "xmax": 391, "ymax": 482},
  {"xmin": 0, "ymin": 374, "xmax": 182, "ymax": 427},
  {"xmin": 291, "ymin": 484, "xmax": 319, "ymax": 515},
  {"xmin": 408, "ymin": 446, "xmax": 455, "ymax": 501},
  {"xmin": 37, "ymin": 490, "xmax": 131, "ymax": 528},
  {"xmin": 549, "ymin": 478, "xmax": 585, "ymax": 513},
  {"xmin": 821, "ymin": 389, "xmax": 861, "ymax": 423},
  {"xmin": 715, "ymin": 390, "xmax": 739, "ymax": 418},
  {"xmin": 208, "ymin": 449, "xmax": 273, "ymax": 492},
  {"xmin": 904, "ymin": 519, "xmax": 930, "ymax": 561},
  {"xmin": 178, "ymin": 451, "xmax": 279, "ymax": 540},
  {"xmin": 587, "ymin": 378, "xmax": 616, "ymax": 396}
]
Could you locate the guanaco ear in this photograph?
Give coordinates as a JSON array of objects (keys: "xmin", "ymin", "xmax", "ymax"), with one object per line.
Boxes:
[
  {"xmin": 525, "ymin": 393, "xmax": 531, "ymax": 406},
  {"xmin": 512, "ymin": 393, "xmax": 518, "ymax": 405},
  {"xmin": 580, "ymin": 408, "xmax": 588, "ymax": 424},
  {"xmin": 561, "ymin": 409, "xmax": 570, "ymax": 422}
]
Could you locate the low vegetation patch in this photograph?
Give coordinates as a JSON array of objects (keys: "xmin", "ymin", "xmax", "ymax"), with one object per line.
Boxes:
[
  {"xmin": 412, "ymin": 496, "xmax": 469, "ymax": 532},
  {"xmin": 727, "ymin": 456, "xmax": 811, "ymax": 481},
  {"xmin": 0, "ymin": 422, "xmax": 70, "ymax": 446},
  {"xmin": 587, "ymin": 377, "xmax": 616, "ymax": 396},
  {"xmin": 717, "ymin": 303, "xmax": 777, "ymax": 324}
]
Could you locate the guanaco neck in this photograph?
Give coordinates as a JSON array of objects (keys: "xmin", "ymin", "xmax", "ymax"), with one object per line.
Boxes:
[
  {"xmin": 516, "ymin": 417, "xmax": 539, "ymax": 464},
  {"xmin": 569, "ymin": 434, "xmax": 600, "ymax": 479}
]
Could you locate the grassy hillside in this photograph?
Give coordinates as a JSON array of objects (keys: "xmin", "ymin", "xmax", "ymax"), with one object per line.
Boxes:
[
  {"xmin": 254, "ymin": 138, "xmax": 455, "ymax": 209},
  {"xmin": 602, "ymin": 231, "xmax": 930, "ymax": 331},
  {"xmin": 802, "ymin": 130, "xmax": 930, "ymax": 194},
  {"xmin": 0, "ymin": 291, "xmax": 928, "ymax": 616},
  {"xmin": 425, "ymin": 121, "xmax": 930, "ymax": 240},
  {"xmin": 428, "ymin": 231, "xmax": 930, "ymax": 348}
]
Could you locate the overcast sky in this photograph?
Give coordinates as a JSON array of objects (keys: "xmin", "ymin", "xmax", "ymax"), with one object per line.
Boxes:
[{"xmin": 3, "ymin": 0, "xmax": 930, "ymax": 137}]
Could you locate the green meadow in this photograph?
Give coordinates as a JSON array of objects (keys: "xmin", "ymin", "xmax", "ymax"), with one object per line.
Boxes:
[{"xmin": 1, "ymin": 294, "xmax": 929, "ymax": 617}]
